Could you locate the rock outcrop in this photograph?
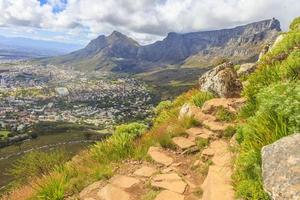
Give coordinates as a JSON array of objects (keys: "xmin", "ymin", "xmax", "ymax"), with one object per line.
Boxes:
[
  {"xmin": 261, "ymin": 133, "xmax": 300, "ymax": 200},
  {"xmin": 237, "ymin": 63, "xmax": 257, "ymax": 78},
  {"xmin": 199, "ymin": 62, "xmax": 242, "ymax": 98}
]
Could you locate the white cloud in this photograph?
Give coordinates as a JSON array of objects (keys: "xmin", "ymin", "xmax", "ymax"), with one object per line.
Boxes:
[{"xmin": 0, "ymin": 0, "xmax": 299, "ymax": 44}]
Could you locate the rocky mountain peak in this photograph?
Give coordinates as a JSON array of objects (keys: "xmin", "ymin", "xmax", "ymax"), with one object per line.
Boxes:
[
  {"xmin": 85, "ymin": 35, "xmax": 107, "ymax": 52},
  {"xmin": 107, "ymin": 31, "xmax": 140, "ymax": 46},
  {"xmin": 44, "ymin": 18, "xmax": 281, "ymax": 72}
]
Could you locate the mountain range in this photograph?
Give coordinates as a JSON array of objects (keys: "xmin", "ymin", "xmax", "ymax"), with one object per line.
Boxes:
[
  {"xmin": 0, "ymin": 36, "xmax": 82, "ymax": 60},
  {"xmin": 39, "ymin": 18, "xmax": 281, "ymax": 73}
]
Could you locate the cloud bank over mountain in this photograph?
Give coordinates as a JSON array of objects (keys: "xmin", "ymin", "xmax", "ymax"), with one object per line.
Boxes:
[{"xmin": 0, "ymin": 0, "xmax": 299, "ymax": 44}]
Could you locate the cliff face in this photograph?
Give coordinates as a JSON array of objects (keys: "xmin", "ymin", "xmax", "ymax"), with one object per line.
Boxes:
[
  {"xmin": 42, "ymin": 18, "xmax": 281, "ymax": 72},
  {"xmin": 138, "ymin": 18, "xmax": 280, "ymax": 65}
]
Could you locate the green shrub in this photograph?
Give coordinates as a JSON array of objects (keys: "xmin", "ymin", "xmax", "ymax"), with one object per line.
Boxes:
[
  {"xmin": 224, "ymin": 126, "xmax": 236, "ymax": 138},
  {"xmin": 235, "ymin": 179, "xmax": 269, "ymax": 200},
  {"xmin": 196, "ymin": 138, "xmax": 209, "ymax": 151},
  {"xmin": 159, "ymin": 133, "xmax": 176, "ymax": 149},
  {"xmin": 279, "ymin": 50, "xmax": 300, "ymax": 80},
  {"xmin": 91, "ymin": 122, "xmax": 147, "ymax": 163},
  {"xmin": 289, "ymin": 16, "xmax": 300, "ymax": 31},
  {"xmin": 234, "ymin": 82, "xmax": 299, "ymax": 199},
  {"xmin": 215, "ymin": 107, "xmax": 236, "ymax": 122},
  {"xmin": 192, "ymin": 91, "xmax": 214, "ymax": 108},
  {"xmin": 180, "ymin": 116, "xmax": 201, "ymax": 129},
  {"xmin": 9, "ymin": 150, "xmax": 68, "ymax": 183},
  {"xmin": 37, "ymin": 174, "xmax": 66, "ymax": 200},
  {"xmin": 155, "ymin": 100, "xmax": 173, "ymax": 115},
  {"xmin": 93, "ymin": 164, "xmax": 113, "ymax": 180}
]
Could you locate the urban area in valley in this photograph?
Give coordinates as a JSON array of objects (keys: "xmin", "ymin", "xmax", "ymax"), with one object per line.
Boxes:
[{"xmin": 0, "ymin": 63, "xmax": 155, "ymax": 148}]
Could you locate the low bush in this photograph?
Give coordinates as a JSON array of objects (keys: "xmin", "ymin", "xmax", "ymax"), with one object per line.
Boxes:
[
  {"xmin": 234, "ymin": 82, "xmax": 299, "ymax": 199},
  {"xmin": 224, "ymin": 126, "xmax": 236, "ymax": 138},
  {"xmin": 9, "ymin": 150, "xmax": 69, "ymax": 184},
  {"xmin": 36, "ymin": 174, "xmax": 66, "ymax": 200},
  {"xmin": 215, "ymin": 107, "xmax": 236, "ymax": 122},
  {"xmin": 192, "ymin": 91, "xmax": 214, "ymax": 108},
  {"xmin": 91, "ymin": 123, "xmax": 147, "ymax": 163},
  {"xmin": 289, "ymin": 16, "xmax": 300, "ymax": 31},
  {"xmin": 196, "ymin": 138, "xmax": 209, "ymax": 151}
]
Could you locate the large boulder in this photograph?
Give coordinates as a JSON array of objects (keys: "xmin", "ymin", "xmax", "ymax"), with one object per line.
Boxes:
[
  {"xmin": 199, "ymin": 62, "xmax": 242, "ymax": 98},
  {"xmin": 261, "ymin": 133, "xmax": 300, "ymax": 200}
]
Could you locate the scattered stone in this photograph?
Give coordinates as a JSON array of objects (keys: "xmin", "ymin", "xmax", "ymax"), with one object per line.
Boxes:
[
  {"xmin": 178, "ymin": 103, "xmax": 195, "ymax": 120},
  {"xmin": 172, "ymin": 137, "xmax": 196, "ymax": 150},
  {"xmin": 109, "ymin": 175, "xmax": 140, "ymax": 189},
  {"xmin": 201, "ymin": 148, "xmax": 215, "ymax": 157},
  {"xmin": 262, "ymin": 133, "xmax": 300, "ymax": 200},
  {"xmin": 133, "ymin": 166, "xmax": 157, "ymax": 178},
  {"xmin": 148, "ymin": 147, "xmax": 174, "ymax": 166},
  {"xmin": 182, "ymin": 146, "xmax": 200, "ymax": 155},
  {"xmin": 186, "ymin": 127, "xmax": 214, "ymax": 140},
  {"xmin": 154, "ymin": 190, "xmax": 185, "ymax": 200},
  {"xmin": 199, "ymin": 62, "xmax": 242, "ymax": 98},
  {"xmin": 97, "ymin": 184, "xmax": 130, "ymax": 200},
  {"xmin": 151, "ymin": 173, "xmax": 187, "ymax": 194}
]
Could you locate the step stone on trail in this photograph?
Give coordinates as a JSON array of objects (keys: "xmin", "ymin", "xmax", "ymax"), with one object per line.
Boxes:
[
  {"xmin": 201, "ymin": 140, "xmax": 234, "ymax": 200},
  {"xmin": 148, "ymin": 146, "xmax": 174, "ymax": 166},
  {"xmin": 172, "ymin": 136, "xmax": 196, "ymax": 150},
  {"xmin": 79, "ymin": 181, "xmax": 103, "ymax": 199},
  {"xmin": 154, "ymin": 190, "xmax": 185, "ymax": 200},
  {"xmin": 109, "ymin": 175, "xmax": 140, "ymax": 189},
  {"xmin": 201, "ymin": 98, "xmax": 245, "ymax": 115},
  {"xmin": 133, "ymin": 166, "xmax": 157, "ymax": 178},
  {"xmin": 97, "ymin": 184, "xmax": 131, "ymax": 200},
  {"xmin": 151, "ymin": 173, "xmax": 187, "ymax": 194},
  {"xmin": 202, "ymin": 120, "xmax": 232, "ymax": 133},
  {"xmin": 186, "ymin": 127, "xmax": 215, "ymax": 140}
]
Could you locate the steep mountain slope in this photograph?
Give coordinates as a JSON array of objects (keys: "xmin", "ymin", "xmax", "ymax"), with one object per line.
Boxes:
[
  {"xmin": 39, "ymin": 31, "xmax": 140, "ymax": 71},
  {"xmin": 41, "ymin": 18, "xmax": 280, "ymax": 72}
]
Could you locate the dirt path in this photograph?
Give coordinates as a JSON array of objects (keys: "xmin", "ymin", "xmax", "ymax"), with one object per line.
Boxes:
[{"xmin": 79, "ymin": 98, "xmax": 240, "ymax": 200}]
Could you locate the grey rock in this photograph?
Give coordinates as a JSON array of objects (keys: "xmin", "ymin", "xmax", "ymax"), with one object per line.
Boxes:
[
  {"xmin": 237, "ymin": 63, "xmax": 257, "ymax": 77},
  {"xmin": 198, "ymin": 62, "xmax": 242, "ymax": 98},
  {"xmin": 262, "ymin": 133, "xmax": 300, "ymax": 200}
]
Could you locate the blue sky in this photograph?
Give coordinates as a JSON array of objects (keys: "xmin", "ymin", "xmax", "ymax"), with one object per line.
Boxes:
[{"xmin": 0, "ymin": 0, "xmax": 299, "ymax": 46}]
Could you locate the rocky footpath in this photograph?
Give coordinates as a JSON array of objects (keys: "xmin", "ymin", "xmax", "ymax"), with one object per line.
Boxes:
[{"xmin": 79, "ymin": 96, "xmax": 243, "ymax": 200}]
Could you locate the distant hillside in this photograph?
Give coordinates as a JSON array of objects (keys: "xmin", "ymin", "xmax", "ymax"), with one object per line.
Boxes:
[
  {"xmin": 40, "ymin": 18, "xmax": 280, "ymax": 73},
  {"xmin": 0, "ymin": 35, "xmax": 83, "ymax": 60}
]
